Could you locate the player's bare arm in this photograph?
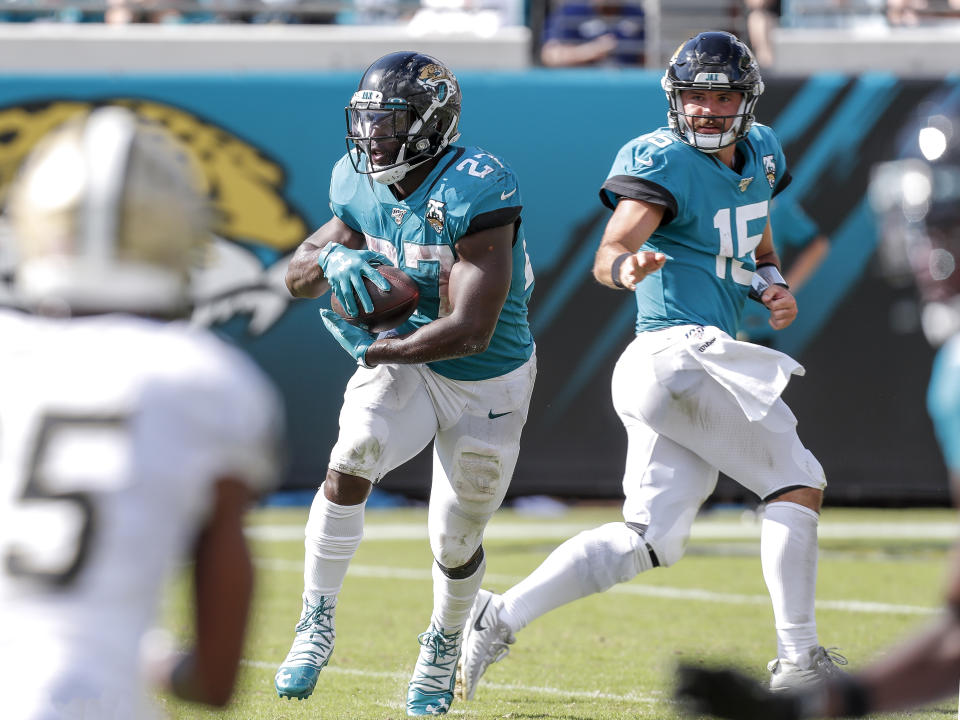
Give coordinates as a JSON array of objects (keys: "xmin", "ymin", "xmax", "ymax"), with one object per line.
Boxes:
[
  {"xmin": 284, "ymin": 216, "xmax": 365, "ymax": 299},
  {"xmin": 169, "ymin": 478, "xmax": 256, "ymax": 706},
  {"xmin": 840, "ymin": 556, "xmax": 960, "ymax": 715},
  {"xmin": 755, "ymin": 222, "xmax": 798, "ymax": 331},
  {"xmin": 593, "ymin": 198, "xmax": 667, "ymax": 290},
  {"xmin": 364, "ymin": 223, "xmax": 514, "ymax": 366}
]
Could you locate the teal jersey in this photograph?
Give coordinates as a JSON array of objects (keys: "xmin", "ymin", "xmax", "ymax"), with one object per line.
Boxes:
[
  {"xmin": 928, "ymin": 335, "xmax": 960, "ymax": 473},
  {"xmin": 329, "ymin": 145, "xmax": 534, "ymax": 381},
  {"xmin": 600, "ymin": 124, "xmax": 790, "ymax": 337}
]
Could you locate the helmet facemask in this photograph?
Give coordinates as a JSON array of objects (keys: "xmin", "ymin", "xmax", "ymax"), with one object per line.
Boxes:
[
  {"xmin": 346, "ymin": 94, "xmax": 449, "ymax": 185},
  {"xmin": 345, "ymin": 52, "xmax": 461, "ymax": 185},
  {"xmin": 663, "ymin": 84, "xmax": 756, "ymax": 153}
]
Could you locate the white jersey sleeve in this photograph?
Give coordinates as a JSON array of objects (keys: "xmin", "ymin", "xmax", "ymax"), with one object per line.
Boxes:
[{"xmin": 155, "ymin": 329, "xmax": 284, "ymax": 499}]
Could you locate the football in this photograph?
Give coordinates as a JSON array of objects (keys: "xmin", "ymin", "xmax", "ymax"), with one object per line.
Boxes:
[{"xmin": 330, "ymin": 265, "xmax": 420, "ymax": 333}]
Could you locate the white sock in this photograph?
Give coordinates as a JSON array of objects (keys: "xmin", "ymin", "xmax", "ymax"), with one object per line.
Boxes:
[
  {"xmin": 431, "ymin": 555, "xmax": 486, "ymax": 633},
  {"xmin": 499, "ymin": 522, "xmax": 653, "ymax": 633},
  {"xmin": 761, "ymin": 501, "xmax": 820, "ymax": 666},
  {"xmin": 303, "ymin": 484, "xmax": 365, "ymax": 605}
]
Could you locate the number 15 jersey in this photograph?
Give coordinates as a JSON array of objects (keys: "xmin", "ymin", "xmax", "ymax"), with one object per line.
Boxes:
[{"xmin": 600, "ymin": 124, "xmax": 791, "ymax": 337}]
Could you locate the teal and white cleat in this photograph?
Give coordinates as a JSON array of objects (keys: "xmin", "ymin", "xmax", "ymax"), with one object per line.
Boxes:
[
  {"xmin": 274, "ymin": 596, "xmax": 337, "ymax": 700},
  {"xmin": 406, "ymin": 623, "xmax": 463, "ymax": 716}
]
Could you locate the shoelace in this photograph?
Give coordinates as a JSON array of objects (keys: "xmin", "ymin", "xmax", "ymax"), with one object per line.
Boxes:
[
  {"xmin": 815, "ymin": 647, "xmax": 848, "ymax": 672},
  {"xmin": 411, "ymin": 627, "xmax": 462, "ymax": 692},
  {"xmin": 288, "ymin": 598, "xmax": 335, "ymax": 663}
]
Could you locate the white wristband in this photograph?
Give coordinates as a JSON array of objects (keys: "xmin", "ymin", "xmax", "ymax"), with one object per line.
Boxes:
[
  {"xmin": 756, "ymin": 264, "xmax": 787, "ymax": 288},
  {"xmin": 749, "ymin": 264, "xmax": 788, "ymax": 303}
]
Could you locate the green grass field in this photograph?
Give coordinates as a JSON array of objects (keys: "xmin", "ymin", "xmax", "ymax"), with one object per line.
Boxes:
[{"xmin": 159, "ymin": 505, "xmax": 960, "ymax": 720}]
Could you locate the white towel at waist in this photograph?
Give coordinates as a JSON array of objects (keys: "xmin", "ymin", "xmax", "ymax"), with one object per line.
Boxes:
[{"xmin": 650, "ymin": 325, "xmax": 804, "ymax": 422}]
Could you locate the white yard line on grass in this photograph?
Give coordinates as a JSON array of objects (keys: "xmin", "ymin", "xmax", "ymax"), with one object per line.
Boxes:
[
  {"xmin": 254, "ymin": 559, "xmax": 938, "ymax": 616},
  {"xmin": 248, "ymin": 520, "xmax": 960, "ymax": 543},
  {"xmin": 242, "ymin": 659, "xmax": 660, "ymax": 703}
]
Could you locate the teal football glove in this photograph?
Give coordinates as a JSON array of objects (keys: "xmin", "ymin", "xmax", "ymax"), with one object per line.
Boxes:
[
  {"xmin": 320, "ymin": 309, "xmax": 376, "ymax": 367},
  {"xmin": 318, "ymin": 242, "xmax": 392, "ymax": 317}
]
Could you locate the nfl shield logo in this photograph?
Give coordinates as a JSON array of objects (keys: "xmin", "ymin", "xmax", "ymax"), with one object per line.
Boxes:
[
  {"xmin": 738, "ymin": 177, "xmax": 753, "ymax": 192},
  {"xmin": 391, "ymin": 207, "xmax": 407, "ymax": 225}
]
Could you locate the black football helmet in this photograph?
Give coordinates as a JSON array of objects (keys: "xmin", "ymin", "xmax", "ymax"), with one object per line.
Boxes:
[
  {"xmin": 661, "ymin": 31, "xmax": 764, "ymax": 153},
  {"xmin": 346, "ymin": 51, "xmax": 461, "ymax": 185},
  {"xmin": 870, "ymin": 88, "xmax": 960, "ymax": 345}
]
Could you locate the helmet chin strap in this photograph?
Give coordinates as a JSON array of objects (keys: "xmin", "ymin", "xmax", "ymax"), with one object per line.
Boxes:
[
  {"xmin": 676, "ymin": 94, "xmax": 746, "ymax": 153},
  {"xmin": 370, "ymin": 133, "xmax": 434, "ymax": 185},
  {"xmin": 687, "ymin": 121, "xmax": 741, "ymax": 153},
  {"xmin": 371, "ymin": 153, "xmax": 433, "ymax": 184},
  {"xmin": 371, "ymin": 163, "xmax": 413, "ymax": 185}
]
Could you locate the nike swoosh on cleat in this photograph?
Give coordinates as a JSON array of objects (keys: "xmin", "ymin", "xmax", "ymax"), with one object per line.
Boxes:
[
  {"xmin": 473, "ymin": 596, "xmax": 493, "ymax": 631},
  {"xmin": 500, "ymin": 188, "xmax": 517, "ymax": 200},
  {"xmin": 487, "ymin": 410, "xmax": 512, "ymax": 419}
]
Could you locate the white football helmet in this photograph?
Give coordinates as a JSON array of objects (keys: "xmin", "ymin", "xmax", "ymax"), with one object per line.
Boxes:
[{"xmin": 7, "ymin": 106, "xmax": 211, "ymax": 316}]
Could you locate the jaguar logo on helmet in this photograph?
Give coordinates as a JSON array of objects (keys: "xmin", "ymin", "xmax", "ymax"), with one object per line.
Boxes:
[{"xmin": 418, "ymin": 63, "xmax": 456, "ymax": 105}]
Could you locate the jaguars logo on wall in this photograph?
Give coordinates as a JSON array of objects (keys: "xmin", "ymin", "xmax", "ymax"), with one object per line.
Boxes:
[{"xmin": 0, "ymin": 98, "xmax": 309, "ymax": 335}]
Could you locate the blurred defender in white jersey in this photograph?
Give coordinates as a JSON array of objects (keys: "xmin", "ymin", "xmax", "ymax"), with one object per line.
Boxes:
[{"xmin": 0, "ymin": 107, "xmax": 283, "ymax": 720}]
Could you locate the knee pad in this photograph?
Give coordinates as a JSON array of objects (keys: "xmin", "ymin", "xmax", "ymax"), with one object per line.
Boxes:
[
  {"xmin": 430, "ymin": 524, "xmax": 485, "ymax": 569},
  {"xmin": 329, "ymin": 412, "xmax": 389, "ymax": 480},
  {"xmin": 575, "ymin": 522, "xmax": 655, "ymax": 594},
  {"xmin": 451, "ymin": 439, "xmax": 504, "ymax": 506},
  {"xmin": 430, "ymin": 440, "xmax": 506, "ymax": 567}
]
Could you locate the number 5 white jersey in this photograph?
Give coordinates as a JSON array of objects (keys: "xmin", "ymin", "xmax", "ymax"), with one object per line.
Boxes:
[{"xmin": 0, "ymin": 310, "xmax": 283, "ymax": 720}]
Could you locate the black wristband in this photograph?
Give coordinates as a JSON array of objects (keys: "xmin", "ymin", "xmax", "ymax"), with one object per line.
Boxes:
[{"xmin": 610, "ymin": 252, "xmax": 632, "ymax": 289}]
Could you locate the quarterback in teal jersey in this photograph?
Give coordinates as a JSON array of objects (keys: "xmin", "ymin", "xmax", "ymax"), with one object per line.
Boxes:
[
  {"xmin": 274, "ymin": 51, "xmax": 536, "ymax": 717},
  {"xmin": 459, "ymin": 32, "xmax": 842, "ymax": 702},
  {"xmin": 675, "ymin": 88, "xmax": 960, "ymax": 720}
]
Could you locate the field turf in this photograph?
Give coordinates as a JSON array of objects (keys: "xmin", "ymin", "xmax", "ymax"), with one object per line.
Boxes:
[{"xmin": 159, "ymin": 505, "xmax": 959, "ymax": 719}]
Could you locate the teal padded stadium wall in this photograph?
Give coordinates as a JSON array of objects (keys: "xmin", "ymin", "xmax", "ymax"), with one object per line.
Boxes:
[{"xmin": 0, "ymin": 71, "xmax": 952, "ymax": 504}]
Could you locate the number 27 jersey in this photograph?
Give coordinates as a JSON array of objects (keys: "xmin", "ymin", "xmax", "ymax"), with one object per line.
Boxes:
[
  {"xmin": 600, "ymin": 123, "xmax": 791, "ymax": 337},
  {"xmin": 329, "ymin": 145, "xmax": 535, "ymax": 381}
]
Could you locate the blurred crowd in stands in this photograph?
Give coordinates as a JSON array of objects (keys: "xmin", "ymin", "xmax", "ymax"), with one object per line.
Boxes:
[{"xmin": 0, "ymin": 0, "xmax": 957, "ymax": 69}]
